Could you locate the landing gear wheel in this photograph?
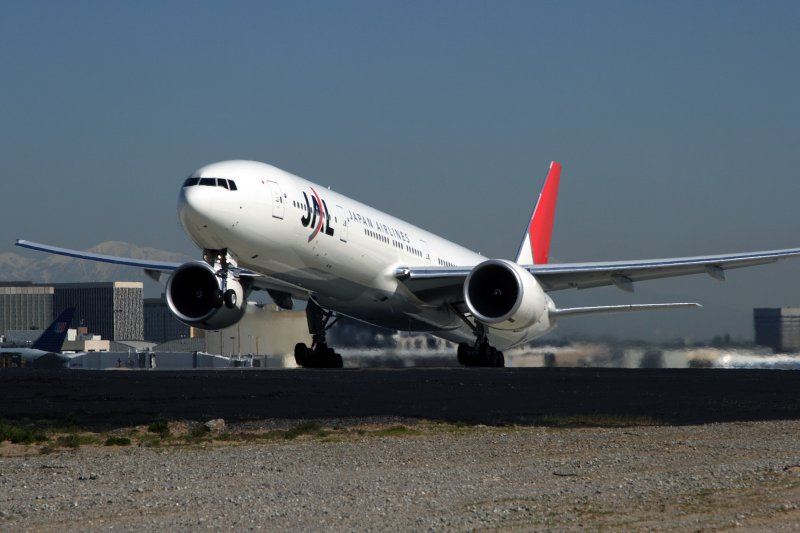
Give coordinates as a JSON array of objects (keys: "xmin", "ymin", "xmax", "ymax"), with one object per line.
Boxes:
[
  {"xmin": 223, "ymin": 289, "xmax": 237, "ymax": 309},
  {"xmin": 294, "ymin": 341, "xmax": 343, "ymax": 368},
  {"xmin": 317, "ymin": 344, "xmax": 343, "ymax": 368},
  {"xmin": 456, "ymin": 341, "xmax": 505, "ymax": 368},
  {"xmin": 294, "ymin": 342, "xmax": 310, "ymax": 367},
  {"xmin": 457, "ymin": 343, "xmax": 470, "ymax": 366}
]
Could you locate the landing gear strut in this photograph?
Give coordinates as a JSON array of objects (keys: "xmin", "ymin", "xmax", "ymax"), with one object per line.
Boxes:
[
  {"xmin": 294, "ymin": 301, "xmax": 343, "ymax": 368},
  {"xmin": 203, "ymin": 248, "xmax": 237, "ymax": 309},
  {"xmin": 453, "ymin": 313, "xmax": 505, "ymax": 368}
]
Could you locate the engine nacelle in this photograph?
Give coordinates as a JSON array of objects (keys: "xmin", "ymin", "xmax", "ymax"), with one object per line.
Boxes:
[
  {"xmin": 166, "ymin": 261, "xmax": 247, "ymax": 330},
  {"xmin": 464, "ymin": 259, "xmax": 548, "ymax": 331}
]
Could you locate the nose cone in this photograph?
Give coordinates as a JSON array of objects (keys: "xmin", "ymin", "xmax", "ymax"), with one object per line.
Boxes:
[
  {"xmin": 178, "ymin": 182, "xmax": 229, "ymax": 249},
  {"xmin": 178, "ymin": 185, "xmax": 208, "ymax": 233}
]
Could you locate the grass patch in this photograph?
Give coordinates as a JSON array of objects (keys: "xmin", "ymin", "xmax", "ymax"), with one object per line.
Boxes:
[
  {"xmin": 54, "ymin": 434, "xmax": 100, "ymax": 449},
  {"xmin": 0, "ymin": 421, "xmax": 49, "ymax": 444},
  {"xmin": 235, "ymin": 431, "xmax": 287, "ymax": 442},
  {"xmin": 181, "ymin": 424, "xmax": 212, "ymax": 443},
  {"xmin": 284, "ymin": 421, "xmax": 328, "ymax": 440},
  {"xmin": 138, "ymin": 434, "xmax": 163, "ymax": 447},
  {"xmin": 105, "ymin": 436, "xmax": 132, "ymax": 446},
  {"xmin": 370, "ymin": 425, "xmax": 420, "ymax": 437},
  {"xmin": 532, "ymin": 414, "xmax": 659, "ymax": 428},
  {"xmin": 3, "ymin": 418, "xmax": 521, "ymax": 453},
  {"xmin": 147, "ymin": 420, "xmax": 170, "ymax": 437},
  {"xmin": 55, "ymin": 435, "xmax": 80, "ymax": 448}
]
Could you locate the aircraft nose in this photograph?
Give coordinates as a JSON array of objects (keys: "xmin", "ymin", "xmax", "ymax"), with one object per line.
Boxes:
[
  {"xmin": 177, "ymin": 179, "xmax": 227, "ymax": 241},
  {"xmin": 178, "ymin": 177, "xmax": 238, "ymax": 250},
  {"xmin": 178, "ymin": 184, "xmax": 209, "ymax": 229}
]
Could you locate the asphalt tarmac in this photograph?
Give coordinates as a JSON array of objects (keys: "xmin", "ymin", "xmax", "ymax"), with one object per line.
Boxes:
[{"xmin": 2, "ymin": 367, "xmax": 800, "ymax": 430}]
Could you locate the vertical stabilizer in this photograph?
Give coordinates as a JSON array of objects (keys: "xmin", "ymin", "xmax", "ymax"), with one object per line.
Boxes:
[
  {"xmin": 31, "ymin": 307, "xmax": 75, "ymax": 353},
  {"xmin": 515, "ymin": 161, "xmax": 561, "ymax": 264}
]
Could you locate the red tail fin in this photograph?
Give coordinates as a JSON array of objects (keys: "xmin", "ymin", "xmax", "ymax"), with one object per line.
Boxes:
[{"xmin": 515, "ymin": 161, "xmax": 561, "ymax": 264}]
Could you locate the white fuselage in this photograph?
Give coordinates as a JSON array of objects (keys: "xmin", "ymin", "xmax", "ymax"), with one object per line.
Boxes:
[
  {"xmin": 178, "ymin": 160, "xmax": 554, "ymax": 349},
  {"xmin": 0, "ymin": 347, "xmax": 59, "ymax": 362}
]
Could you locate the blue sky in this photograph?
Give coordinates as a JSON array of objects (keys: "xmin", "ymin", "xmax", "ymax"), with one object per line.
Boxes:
[{"xmin": 2, "ymin": 1, "xmax": 799, "ymax": 341}]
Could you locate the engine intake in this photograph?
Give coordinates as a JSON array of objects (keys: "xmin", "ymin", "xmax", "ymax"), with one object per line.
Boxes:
[
  {"xmin": 464, "ymin": 259, "xmax": 547, "ymax": 331},
  {"xmin": 166, "ymin": 261, "xmax": 247, "ymax": 330}
]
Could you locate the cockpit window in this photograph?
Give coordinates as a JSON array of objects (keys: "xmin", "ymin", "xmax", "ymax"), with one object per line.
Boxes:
[{"xmin": 183, "ymin": 177, "xmax": 238, "ymax": 191}]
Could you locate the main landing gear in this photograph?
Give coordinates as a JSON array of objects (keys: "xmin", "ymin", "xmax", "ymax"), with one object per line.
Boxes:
[
  {"xmin": 454, "ymin": 315, "xmax": 505, "ymax": 368},
  {"xmin": 294, "ymin": 301, "xmax": 343, "ymax": 369},
  {"xmin": 203, "ymin": 248, "xmax": 238, "ymax": 309},
  {"xmin": 457, "ymin": 340, "xmax": 505, "ymax": 368}
]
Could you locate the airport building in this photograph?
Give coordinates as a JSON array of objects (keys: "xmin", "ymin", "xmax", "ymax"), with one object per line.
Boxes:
[
  {"xmin": 0, "ymin": 281, "xmax": 144, "ymax": 341},
  {"xmin": 0, "ymin": 282, "xmax": 54, "ymax": 334},
  {"xmin": 754, "ymin": 307, "xmax": 800, "ymax": 353},
  {"xmin": 52, "ymin": 282, "xmax": 144, "ymax": 341}
]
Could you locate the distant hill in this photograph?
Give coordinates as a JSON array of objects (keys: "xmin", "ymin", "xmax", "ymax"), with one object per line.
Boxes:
[{"xmin": 1, "ymin": 241, "xmax": 192, "ymax": 288}]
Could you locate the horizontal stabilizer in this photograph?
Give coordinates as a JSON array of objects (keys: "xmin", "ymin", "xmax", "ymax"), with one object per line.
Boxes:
[{"xmin": 551, "ymin": 302, "xmax": 701, "ymax": 318}]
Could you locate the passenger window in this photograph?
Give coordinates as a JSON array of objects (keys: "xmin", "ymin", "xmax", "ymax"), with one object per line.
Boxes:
[
  {"xmin": 183, "ymin": 177, "xmax": 200, "ymax": 187},
  {"xmin": 199, "ymin": 178, "xmax": 215, "ymax": 186}
]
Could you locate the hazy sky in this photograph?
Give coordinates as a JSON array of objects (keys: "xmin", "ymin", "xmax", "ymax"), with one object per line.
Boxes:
[{"xmin": 2, "ymin": 1, "xmax": 799, "ymax": 341}]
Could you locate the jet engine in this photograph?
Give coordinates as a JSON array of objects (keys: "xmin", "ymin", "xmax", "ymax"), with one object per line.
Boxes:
[
  {"xmin": 166, "ymin": 261, "xmax": 248, "ymax": 330},
  {"xmin": 463, "ymin": 259, "xmax": 549, "ymax": 331}
]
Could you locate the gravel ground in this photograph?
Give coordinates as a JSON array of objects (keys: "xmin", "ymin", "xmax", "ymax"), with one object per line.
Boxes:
[{"xmin": 3, "ymin": 419, "xmax": 800, "ymax": 532}]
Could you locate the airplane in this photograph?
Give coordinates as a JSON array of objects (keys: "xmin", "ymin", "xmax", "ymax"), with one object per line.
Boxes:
[
  {"xmin": 0, "ymin": 307, "xmax": 77, "ymax": 363},
  {"xmin": 16, "ymin": 160, "xmax": 800, "ymax": 368}
]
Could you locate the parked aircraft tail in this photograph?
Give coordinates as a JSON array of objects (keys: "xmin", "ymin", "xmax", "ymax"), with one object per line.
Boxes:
[
  {"xmin": 30, "ymin": 307, "xmax": 75, "ymax": 353},
  {"xmin": 515, "ymin": 161, "xmax": 561, "ymax": 265}
]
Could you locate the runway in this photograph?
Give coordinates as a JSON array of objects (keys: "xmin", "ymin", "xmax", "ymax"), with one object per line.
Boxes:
[{"xmin": 3, "ymin": 367, "xmax": 800, "ymax": 429}]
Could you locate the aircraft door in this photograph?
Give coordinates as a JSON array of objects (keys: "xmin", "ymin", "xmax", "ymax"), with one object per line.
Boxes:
[
  {"xmin": 419, "ymin": 239, "xmax": 432, "ymax": 265},
  {"xmin": 335, "ymin": 205, "xmax": 348, "ymax": 242},
  {"xmin": 266, "ymin": 181, "xmax": 285, "ymax": 219}
]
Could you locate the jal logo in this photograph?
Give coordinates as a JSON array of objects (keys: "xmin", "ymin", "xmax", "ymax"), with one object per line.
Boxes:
[{"xmin": 300, "ymin": 188, "xmax": 334, "ymax": 242}]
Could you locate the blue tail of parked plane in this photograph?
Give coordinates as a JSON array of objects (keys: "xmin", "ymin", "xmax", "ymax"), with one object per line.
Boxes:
[{"xmin": 30, "ymin": 308, "xmax": 75, "ymax": 353}]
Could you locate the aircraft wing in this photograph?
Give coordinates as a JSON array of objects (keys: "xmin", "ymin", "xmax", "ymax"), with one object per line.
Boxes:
[
  {"xmin": 15, "ymin": 239, "xmax": 311, "ymax": 298},
  {"xmin": 396, "ymin": 247, "xmax": 800, "ymax": 304},
  {"xmin": 16, "ymin": 239, "xmax": 182, "ymax": 271},
  {"xmin": 526, "ymin": 248, "xmax": 800, "ymax": 291}
]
